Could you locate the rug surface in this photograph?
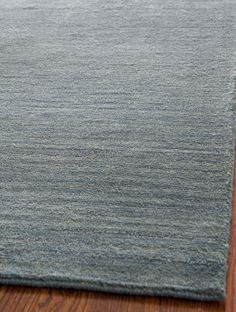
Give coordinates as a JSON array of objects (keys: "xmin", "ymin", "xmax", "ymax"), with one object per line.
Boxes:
[{"xmin": 0, "ymin": 0, "xmax": 235, "ymax": 301}]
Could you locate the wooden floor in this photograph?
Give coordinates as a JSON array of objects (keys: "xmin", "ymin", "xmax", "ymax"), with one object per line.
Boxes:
[{"xmin": 0, "ymin": 155, "xmax": 235, "ymax": 312}]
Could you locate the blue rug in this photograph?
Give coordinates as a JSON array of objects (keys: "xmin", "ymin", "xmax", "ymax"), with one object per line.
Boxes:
[{"xmin": 0, "ymin": 0, "xmax": 235, "ymax": 301}]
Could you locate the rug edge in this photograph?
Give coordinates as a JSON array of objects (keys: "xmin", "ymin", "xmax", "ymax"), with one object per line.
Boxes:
[{"xmin": 0, "ymin": 275, "xmax": 225, "ymax": 302}]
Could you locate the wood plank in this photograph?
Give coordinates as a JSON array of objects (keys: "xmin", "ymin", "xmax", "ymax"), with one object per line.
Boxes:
[{"xmin": 0, "ymin": 286, "xmax": 226, "ymax": 312}]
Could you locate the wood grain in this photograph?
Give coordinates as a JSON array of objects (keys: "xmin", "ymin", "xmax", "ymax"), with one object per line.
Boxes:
[{"xmin": 0, "ymin": 152, "xmax": 235, "ymax": 312}]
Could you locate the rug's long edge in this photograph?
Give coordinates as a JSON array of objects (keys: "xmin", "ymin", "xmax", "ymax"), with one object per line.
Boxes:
[
  {"xmin": 224, "ymin": 138, "xmax": 236, "ymax": 300},
  {"xmin": 0, "ymin": 275, "xmax": 225, "ymax": 302},
  {"xmin": 218, "ymin": 64, "xmax": 236, "ymax": 299}
]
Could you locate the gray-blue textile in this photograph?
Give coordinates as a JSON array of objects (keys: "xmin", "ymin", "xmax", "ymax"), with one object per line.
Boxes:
[{"xmin": 0, "ymin": 0, "xmax": 235, "ymax": 301}]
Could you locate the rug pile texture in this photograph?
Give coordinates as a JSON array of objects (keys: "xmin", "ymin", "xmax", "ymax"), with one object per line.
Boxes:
[{"xmin": 0, "ymin": 0, "xmax": 235, "ymax": 301}]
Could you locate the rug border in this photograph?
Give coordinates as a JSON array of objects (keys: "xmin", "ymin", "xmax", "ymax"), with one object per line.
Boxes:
[{"xmin": 0, "ymin": 274, "xmax": 225, "ymax": 301}]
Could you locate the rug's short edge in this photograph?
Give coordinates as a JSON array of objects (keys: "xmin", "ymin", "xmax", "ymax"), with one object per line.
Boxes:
[{"xmin": 0, "ymin": 275, "xmax": 225, "ymax": 302}]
